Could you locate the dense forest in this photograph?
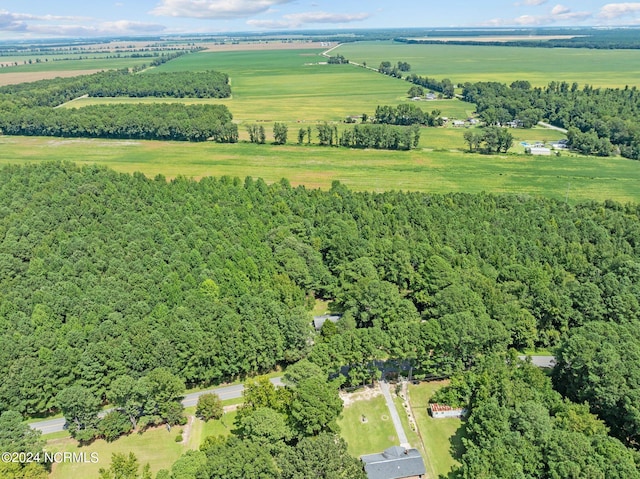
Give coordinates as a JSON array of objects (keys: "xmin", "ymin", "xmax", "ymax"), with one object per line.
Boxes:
[
  {"xmin": 462, "ymin": 80, "xmax": 640, "ymax": 159},
  {"xmin": 433, "ymin": 354, "xmax": 640, "ymax": 477},
  {"xmin": 1, "ymin": 163, "xmax": 639, "ymax": 421}
]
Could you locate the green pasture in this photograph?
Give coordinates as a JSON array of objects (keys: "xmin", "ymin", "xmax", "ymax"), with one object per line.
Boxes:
[
  {"xmin": 2, "ymin": 135, "xmax": 638, "ymax": 203},
  {"xmin": 335, "ymin": 41, "xmax": 640, "ymax": 88},
  {"xmin": 337, "ymin": 393, "xmax": 398, "ymax": 457},
  {"xmin": 409, "ymin": 381, "xmax": 465, "ymax": 479}
]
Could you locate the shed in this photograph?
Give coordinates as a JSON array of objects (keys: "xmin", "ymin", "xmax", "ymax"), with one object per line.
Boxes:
[
  {"xmin": 529, "ymin": 147, "xmax": 551, "ymax": 156},
  {"xmin": 429, "ymin": 403, "xmax": 467, "ymax": 419},
  {"xmin": 361, "ymin": 446, "xmax": 426, "ymax": 479},
  {"xmin": 313, "ymin": 314, "xmax": 341, "ymax": 331}
]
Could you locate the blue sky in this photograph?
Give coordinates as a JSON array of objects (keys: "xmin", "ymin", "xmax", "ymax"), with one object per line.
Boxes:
[{"xmin": 1, "ymin": 1, "xmax": 640, "ymax": 38}]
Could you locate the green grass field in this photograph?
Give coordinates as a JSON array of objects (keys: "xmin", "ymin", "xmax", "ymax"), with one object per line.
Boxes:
[
  {"xmin": 337, "ymin": 393, "xmax": 398, "ymax": 457},
  {"xmin": 46, "ymin": 410, "xmax": 236, "ymax": 479},
  {"xmin": 336, "ymin": 41, "xmax": 640, "ymax": 88},
  {"xmin": 2, "ymin": 135, "xmax": 638, "ymax": 203},
  {"xmin": 409, "ymin": 381, "xmax": 465, "ymax": 479},
  {"xmin": 47, "ymin": 425, "xmax": 188, "ymax": 479}
]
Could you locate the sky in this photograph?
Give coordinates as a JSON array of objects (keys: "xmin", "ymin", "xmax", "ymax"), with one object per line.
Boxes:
[{"xmin": 1, "ymin": 1, "xmax": 640, "ymax": 39}]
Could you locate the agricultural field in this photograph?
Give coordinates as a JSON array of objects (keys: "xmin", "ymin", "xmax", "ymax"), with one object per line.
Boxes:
[
  {"xmin": 65, "ymin": 48, "xmax": 411, "ymax": 122},
  {"xmin": 1, "ymin": 135, "xmax": 639, "ymax": 204},
  {"xmin": 336, "ymin": 41, "xmax": 640, "ymax": 88}
]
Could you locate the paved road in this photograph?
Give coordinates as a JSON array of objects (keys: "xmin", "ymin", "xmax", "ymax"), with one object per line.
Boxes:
[
  {"xmin": 379, "ymin": 380, "xmax": 410, "ymax": 449},
  {"xmin": 30, "ymin": 376, "xmax": 283, "ymax": 435}
]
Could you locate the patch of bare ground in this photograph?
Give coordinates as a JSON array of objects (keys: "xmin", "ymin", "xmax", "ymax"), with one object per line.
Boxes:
[
  {"xmin": 0, "ymin": 70, "xmax": 102, "ymax": 86},
  {"xmin": 202, "ymin": 41, "xmax": 333, "ymax": 52},
  {"xmin": 340, "ymin": 385, "xmax": 382, "ymax": 407},
  {"xmin": 180, "ymin": 415, "xmax": 194, "ymax": 445}
]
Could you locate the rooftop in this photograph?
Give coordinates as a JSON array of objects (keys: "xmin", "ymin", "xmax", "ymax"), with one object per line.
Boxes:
[{"xmin": 361, "ymin": 446, "xmax": 426, "ymax": 479}]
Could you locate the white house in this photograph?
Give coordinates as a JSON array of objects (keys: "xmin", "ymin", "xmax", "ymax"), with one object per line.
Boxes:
[{"xmin": 429, "ymin": 403, "xmax": 467, "ymax": 419}]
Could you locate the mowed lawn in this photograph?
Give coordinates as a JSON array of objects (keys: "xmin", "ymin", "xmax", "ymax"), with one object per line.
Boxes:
[
  {"xmin": 46, "ymin": 410, "xmax": 235, "ymax": 479},
  {"xmin": 336, "ymin": 41, "xmax": 640, "ymax": 88},
  {"xmin": 409, "ymin": 381, "xmax": 465, "ymax": 479},
  {"xmin": 2, "ymin": 135, "xmax": 639, "ymax": 204},
  {"xmin": 337, "ymin": 393, "xmax": 398, "ymax": 457}
]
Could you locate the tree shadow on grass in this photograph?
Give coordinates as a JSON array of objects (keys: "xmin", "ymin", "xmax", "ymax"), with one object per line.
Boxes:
[{"xmin": 439, "ymin": 421, "xmax": 467, "ymax": 479}]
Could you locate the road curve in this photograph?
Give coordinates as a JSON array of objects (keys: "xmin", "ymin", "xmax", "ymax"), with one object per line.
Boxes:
[{"xmin": 30, "ymin": 376, "xmax": 283, "ymax": 435}]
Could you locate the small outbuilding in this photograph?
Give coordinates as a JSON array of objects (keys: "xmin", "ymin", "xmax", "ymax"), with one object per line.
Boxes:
[
  {"xmin": 429, "ymin": 403, "xmax": 467, "ymax": 419},
  {"xmin": 312, "ymin": 314, "xmax": 341, "ymax": 331},
  {"xmin": 361, "ymin": 446, "xmax": 426, "ymax": 479},
  {"xmin": 529, "ymin": 147, "xmax": 552, "ymax": 156}
]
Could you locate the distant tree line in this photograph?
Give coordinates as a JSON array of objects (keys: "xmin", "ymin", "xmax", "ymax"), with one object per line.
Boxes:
[
  {"xmin": 463, "ymin": 126, "xmax": 514, "ymax": 153},
  {"xmin": 405, "ymin": 73, "xmax": 455, "ymax": 98},
  {"xmin": 394, "ymin": 28, "xmax": 640, "ymax": 49},
  {"xmin": 0, "ymin": 68, "xmax": 231, "ymax": 107},
  {"xmin": 300, "ymin": 122, "xmax": 420, "ymax": 150},
  {"xmin": 0, "ymin": 103, "xmax": 238, "ymax": 142},
  {"xmin": 462, "ymin": 80, "xmax": 640, "ymax": 159},
  {"xmin": 327, "ymin": 54, "xmax": 349, "ymax": 64},
  {"xmin": 374, "ymin": 103, "xmax": 443, "ymax": 126},
  {"xmin": 0, "ymin": 68, "xmax": 236, "ymax": 142}
]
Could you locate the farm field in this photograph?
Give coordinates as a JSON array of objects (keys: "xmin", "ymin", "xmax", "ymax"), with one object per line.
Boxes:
[
  {"xmin": 336, "ymin": 41, "xmax": 640, "ymax": 88},
  {"xmin": 1, "ymin": 136, "xmax": 639, "ymax": 204},
  {"xmin": 409, "ymin": 381, "xmax": 465, "ymax": 479},
  {"xmin": 65, "ymin": 48, "xmax": 412, "ymax": 122}
]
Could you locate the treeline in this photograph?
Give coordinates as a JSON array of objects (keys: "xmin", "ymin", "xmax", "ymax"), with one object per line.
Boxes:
[
  {"xmin": 394, "ymin": 28, "xmax": 640, "ymax": 49},
  {"xmin": 86, "ymin": 70, "xmax": 230, "ymax": 98},
  {"xmin": 405, "ymin": 73, "xmax": 455, "ymax": 98},
  {"xmin": 0, "ymin": 103, "xmax": 238, "ymax": 142},
  {"xmin": 1, "ymin": 163, "xmax": 639, "ymax": 417},
  {"xmin": 375, "ymin": 103, "xmax": 443, "ymax": 126},
  {"xmin": 463, "ymin": 126, "xmax": 514, "ymax": 153},
  {"xmin": 337, "ymin": 123, "xmax": 420, "ymax": 150},
  {"xmin": 0, "ymin": 68, "xmax": 231, "ymax": 107},
  {"xmin": 433, "ymin": 354, "xmax": 640, "ymax": 477},
  {"xmin": 462, "ymin": 80, "xmax": 640, "ymax": 159},
  {"xmin": 327, "ymin": 54, "xmax": 349, "ymax": 64}
]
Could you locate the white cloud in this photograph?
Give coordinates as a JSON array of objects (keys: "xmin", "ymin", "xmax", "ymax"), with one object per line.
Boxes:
[
  {"xmin": 520, "ymin": 0, "xmax": 548, "ymax": 5},
  {"xmin": 150, "ymin": 0, "xmax": 295, "ymax": 19},
  {"xmin": 598, "ymin": 2, "xmax": 640, "ymax": 19},
  {"xmin": 489, "ymin": 4, "xmax": 591, "ymax": 26},
  {"xmin": 551, "ymin": 4, "xmax": 570, "ymax": 15},
  {"xmin": 247, "ymin": 10, "xmax": 370, "ymax": 29},
  {"xmin": 0, "ymin": 9, "xmax": 166, "ymax": 37}
]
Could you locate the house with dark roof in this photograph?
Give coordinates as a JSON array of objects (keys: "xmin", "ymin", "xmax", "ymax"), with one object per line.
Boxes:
[{"xmin": 361, "ymin": 446, "xmax": 426, "ymax": 479}]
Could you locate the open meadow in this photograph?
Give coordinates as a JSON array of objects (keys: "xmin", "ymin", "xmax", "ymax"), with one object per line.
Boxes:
[
  {"xmin": 1, "ymin": 135, "xmax": 638, "ymax": 204},
  {"xmin": 336, "ymin": 41, "xmax": 640, "ymax": 88}
]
